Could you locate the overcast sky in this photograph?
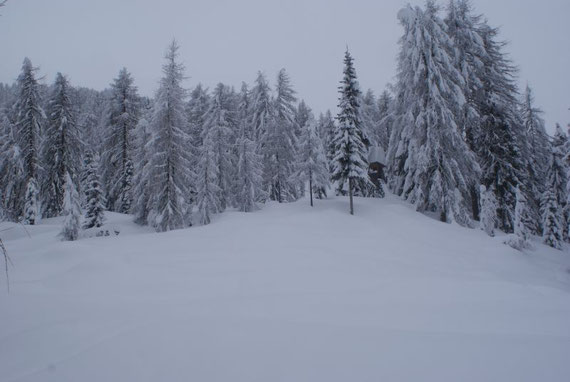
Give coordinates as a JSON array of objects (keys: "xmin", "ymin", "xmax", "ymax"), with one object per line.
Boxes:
[{"xmin": 1, "ymin": 0, "xmax": 568, "ymax": 132}]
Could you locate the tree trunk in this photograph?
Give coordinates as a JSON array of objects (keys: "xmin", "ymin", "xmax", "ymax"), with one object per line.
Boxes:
[
  {"xmin": 349, "ymin": 178, "xmax": 354, "ymax": 215},
  {"xmin": 309, "ymin": 170, "xmax": 313, "ymax": 207}
]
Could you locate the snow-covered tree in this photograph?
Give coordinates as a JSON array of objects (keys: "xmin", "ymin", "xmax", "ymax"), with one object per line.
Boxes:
[
  {"xmin": 14, "ymin": 58, "xmax": 44, "ymax": 223},
  {"xmin": 330, "ymin": 49, "xmax": 370, "ymax": 215},
  {"xmin": 479, "ymin": 185, "xmax": 497, "ymax": 237},
  {"xmin": 186, "ymin": 83, "xmax": 210, "ymax": 176},
  {"xmin": 202, "ymin": 83, "xmax": 235, "ymax": 211},
  {"xmin": 41, "ymin": 73, "xmax": 81, "ymax": 218},
  {"xmin": 101, "ymin": 68, "xmax": 140, "ymax": 213},
  {"xmin": 294, "ymin": 116, "xmax": 330, "ymax": 206},
  {"xmin": 317, "ymin": 110, "xmax": 336, "ymax": 171},
  {"xmin": 506, "ymin": 186, "xmax": 532, "ymax": 250},
  {"xmin": 146, "ymin": 40, "xmax": 193, "ymax": 232},
  {"xmin": 235, "ymin": 134, "xmax": 264, "ymax": 212},
  {"xmin": 59, "ymin": 172, "xmax": 81, "ymax": 241},
  {"xmin": 234, "ymin": 83, "xmax": 265, "ymax": 212},
  {"xmin": 82, "ymin": 150, "xmax": 105, "ymax": 229},
  {"xmin": 250, "ymin": 72, "xmax": 273, "ymax": 144},
  {"xmin": 444, "ymin": 0, "xmax": 485, "ymax": 151},
  {"xmin": 519, "ymin": 85, "xmax": 551, "ymax": 232},
  {"xmin": 22, "ymin": 178, "xmax": 39, "ymax": 225},
  {"xmin": 361, "ymin": 89, "xmax": 380, "ymax": 147},
  {"xmin": 474, "ymin": 21, "xmax": 525, "ymax": 233},
  {"xmin": 376, "ymin": 90, "xmax": 393, "ymax": 151},
  {"xmin": 541, "ymin": 183, "xmax": 563, "ymax": 250},
  {"xmin": 194, "ymin": 139, "xmax": 221, "ymax": 226},
  {"xmin": 132, "ymin": 115, "xmax": 152, "ymax": 225},
  {"xmin": 387, "ymin": 4, "xmax": 479, "ymax": 224},
  {"xmin": 550, "ymin": 125, "xmax": 569, "ymax": 239},
  {"xmin": 0, "ymin": 113, "xmax": 24, "ymax": 221},
  {"xmin": 262, "ymin": 69, "xmax": 299, "ymax": 203}
]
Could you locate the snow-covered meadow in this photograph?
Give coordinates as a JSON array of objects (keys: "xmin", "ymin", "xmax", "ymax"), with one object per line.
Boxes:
[{"xmin": 1, "ymin": 194, "xmax": 569, "ymax": 382}]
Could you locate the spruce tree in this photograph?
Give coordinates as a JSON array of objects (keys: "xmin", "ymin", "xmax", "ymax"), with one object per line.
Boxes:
[
  {"xmin": 388, "ymin": 4, "xmax": 479, "ymax": 224},
  {"xmin": 202, "ymin": 83, "xmax": 235, "ymax": 211},
  {"xmin": 195, "ymin": 138, "xmax": 221, "ymax": 225},
  {"xmin": 0, "ymin": 113, "xmax": 24, "ymax": 221},
  {"xmin": 262, "ymin": 69, "xmax": 299, "ymax": 203},
  {"xmin": 479, "ymin": 185, "xmax": 497, "ymax": 237},
  {"xmin": 235, "ymin": 134, "xmax": 264, "ymax": 212},
  {"xmin": 250, "ymin": 72, "xmax": 273, "ymax": 144},
  {"xmin": 235, "ymin": 84, "xmax": 265, "ymax": 212},
  {"xmin": 550, "ymin": 125, "xmax": 569, "ymax": 239},
  {"xmin": 331, "ymin": 49, "xmax": 370, "ymax": 215},
  {"xmin": 14, "ymin": 58, "xmax": 44, "ymax": 224},
  {"xmin": 474, "ymin": 22, "xmax": 525, "ymax": 233},
  {"xmin": 101, "ymin": 68, "xmax": 140, "ymax": 213},
  {"xmin": 41, "ymin": 73, "xmax": 81, "ymax": 218},
  {"xmin": 83, "ymin": 150, "xmax": 105, "ymax": 229},
  {"xmin": 59, "ymin": 172, "xmax": 81, "ymax": 241},
  {"xmin": 132, "ymin": 116, "xmax": 152, "ymax": 225},
  {"xmin": 541, "ymin": 185, "xmax": 563, "ymax": 250},
  {"xmin": 520, "ymin": 85, "xmax": 551, "ymax": 232},
  {"xmin": 507, "ymin": 186, "xmax": 532, "ymax": 250},
  {"xmin": 376, "ymin": 90, "xmax": 393, "ymax": 151},
  {"xmin": 146, "ymin": 41, "xmax": 193, "ymax": 232},
  {"xmin": 294, "ymin": 116, "xmax": 330, "ymax": 206}
]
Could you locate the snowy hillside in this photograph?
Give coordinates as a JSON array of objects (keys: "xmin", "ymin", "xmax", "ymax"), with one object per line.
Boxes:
[{"xmin": 1, "ymin": 195, "xmax": 570, "ymax": 382}]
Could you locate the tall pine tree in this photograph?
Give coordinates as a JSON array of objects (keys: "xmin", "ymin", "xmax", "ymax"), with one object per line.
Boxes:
[
  {"xmin": 41, "ymin": 73, "xmax": 81, "ymax": 218},
  {"xmin": 101, "ymin": 68, "xmax": 140, "ymax": 213},
  {"xmin": 14, "ymin": 58, "xmax": 44, "ymax": 224},
  {"xmin": 146, "ymin": 41, "xmax": 193, "ymax": 232},
  {"xmin": 331, "ymin": 49, "xmax": 370, "ymax": 215},
  {"xmin": 387, "ymin": 4, "xmax": 479, "ymax": 224}
]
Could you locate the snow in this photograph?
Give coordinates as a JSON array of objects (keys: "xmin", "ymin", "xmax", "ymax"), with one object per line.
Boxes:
[{"xmin": 1, "ymin": 195, "xmax": 570, "ymax": 382}]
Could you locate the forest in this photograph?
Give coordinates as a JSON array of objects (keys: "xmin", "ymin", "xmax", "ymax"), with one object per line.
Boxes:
[{"xmin": 0, "ymin": 0, "xmax": 567, "ymax": 250}]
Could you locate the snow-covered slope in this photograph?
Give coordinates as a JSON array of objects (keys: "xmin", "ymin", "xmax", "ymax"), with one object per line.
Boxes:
[{"xmin": 1, "ymin": 195, "xmax": 570, "ymax": 382}]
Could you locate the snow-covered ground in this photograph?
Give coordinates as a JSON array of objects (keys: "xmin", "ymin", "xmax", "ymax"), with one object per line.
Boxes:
[{"xmin": 1, "ymin": 194, "xmax": 570, "ymax": 382}]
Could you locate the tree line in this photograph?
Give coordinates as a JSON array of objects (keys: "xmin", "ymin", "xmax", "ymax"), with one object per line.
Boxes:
[{"xmin": 0, "ymin": 0, "xmax": 568, "ymax": 250}]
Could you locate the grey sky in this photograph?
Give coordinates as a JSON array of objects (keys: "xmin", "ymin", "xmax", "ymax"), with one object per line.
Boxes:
[{"xmin": 1, "ymin": 0, "xmax": 568, "ymax": 132}]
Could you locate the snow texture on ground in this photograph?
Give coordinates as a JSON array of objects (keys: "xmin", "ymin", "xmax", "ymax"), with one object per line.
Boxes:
[{"xmin": 1, "ymin": 194, "xmax": 570, "ymax": 382}]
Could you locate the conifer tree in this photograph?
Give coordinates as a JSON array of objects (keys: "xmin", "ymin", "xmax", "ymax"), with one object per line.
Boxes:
[
  {"xmin": 444, "ymin": 0, "xmax": 485, "ymax": 151},
  {"xmin": 83, "ymin": 150, "xmax": 105, "ymax": 229},
  {"xmin": 479, "ymin": 185, "xmax": 497, "ymax": 237},
  {"xmin": 376, "ymin": 90, "xmax": 393, "ymax": 151},
  {"xmin": 520, "ymin": 85, "xmax": 551, "ymax": 231},
  {"xmin": 0, "ymin": 113, "xmax": 24, "ymax": 221},
  {"xmin": 262, "ymin": 69, "xmax": 299, "ymax": 203},
  {"xmin": 250, "ymin": 72, "xmax": 272, "ymax": 144},
  {"xmin": 541, "ymin": 184, "xmax": 563, "ymax": 250},
  {"xmin": 361, "ymin": 89, "xmax": 380, "ymax": 147},
  {"xmin": 294, "ymin": 116, "xmax": 330, "ymax": 206},
  {"xmin": 14, "ymin": 58, "xmax": 44, "ymax": 224},
  {"xmin": 388, "ymin": 4, "xmax": 480, "ymax": 225},
  {"xmin": 235, "ymin": 134, "xmax": 264, "ymax": 212},
  {"xmin": 474, "ymin": 22, "xmax": 525, "ymax": 232},
  {"xmin": 41, "ymin": 73, "xmax": 81, "ymax": 218},
  {"xmin": 202, "ymin": 83, "xmax": 235, "ymax": 211},
  {"xmin": 186, "ymin": 84, "xmax": 210, "ymax": 177},
  {"xmin": 235, "ymin": 84, "xmax": 265, "ymax": 212},
  {"xmin": 59, "ymin": 172, "xmax": 81, "ymax": 241},
  {"xmin": 318, "ymin": 110, "xmax": 336, "ymax": 172},
  {"xmin": 146, "ymin": 41, "xmax": 193, "ymax": 232},
  {"xmin": 331, "ymin": 49, "xmax": 370, "ymax": 215},
  {"xmin": 101, "ymin": 68, "xmax": 140, "ymax": 213},
  {"xmin": 195, "ymin": 139, "xmax": 221, "ymax": 225},
  {"xmin": 507, "ymin": 186, "xmax": 532, "ymax": 250},
  {"xmin": 550, "ymin": 125, "xmax": 569, "ymax": 239},
  {"xmin": 23, "ymin": 178, "xmax": 39, "ymax": 225},
  {"xmin": 132, "ymin": 116, "xmax": 152, "ymax": 225}
]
